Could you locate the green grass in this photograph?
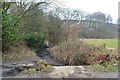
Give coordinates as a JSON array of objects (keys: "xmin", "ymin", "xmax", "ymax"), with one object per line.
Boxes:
[
  {"xmin": 84, "ymin": 39, "xmax": 118, "ymax": 49},
  {"xmin": 94, "ymin": 64, "xmax": 117, "ymax": 72}
]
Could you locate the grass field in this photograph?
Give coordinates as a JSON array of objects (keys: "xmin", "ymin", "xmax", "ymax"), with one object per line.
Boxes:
[{"xmin": 84, "ymin": 39, "xmax": 118, "ymax": 49}]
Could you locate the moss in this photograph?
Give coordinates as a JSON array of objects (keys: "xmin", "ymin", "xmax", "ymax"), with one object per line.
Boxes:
[
  {"xmin": 21, "ymin": 60, "xmax": 54, "ymax": 74},
  {"xmin": 21, "ymin": 68, "xmax": 37, "ymax": 74},
  {"xmin": 21, "ymin": 65, "xmax": 53, "ymax": 74},
  {"xmin": 41, "ymin": 65, "xmax": 54, "ymax": 72},
  {"xmin": 36, "ymin": 60, "xmax": 54, "ymax": 72}
]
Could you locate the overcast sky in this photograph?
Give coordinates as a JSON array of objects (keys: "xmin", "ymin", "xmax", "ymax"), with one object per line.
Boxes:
[{"xmin": 61, "ymin": 0, "xmax": 120, "ymax": 23}]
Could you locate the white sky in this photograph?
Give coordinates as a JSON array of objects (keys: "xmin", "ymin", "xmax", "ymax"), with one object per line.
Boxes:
[{"xmin": 61, "ymin": 0, "xmax": 120, "ymax": 23}]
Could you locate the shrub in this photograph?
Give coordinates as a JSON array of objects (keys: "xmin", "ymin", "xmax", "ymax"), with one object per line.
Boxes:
[
  {"xmin": 2, "ymin": 12, "xmax": 22, "ymax": 51},
  {"xmin": 25, "ymin": 32, "xmax": 44, "ymax": 48},
  {"xmin": 50, "ymin": 41, "xmax": 118, "ymax": 66}
]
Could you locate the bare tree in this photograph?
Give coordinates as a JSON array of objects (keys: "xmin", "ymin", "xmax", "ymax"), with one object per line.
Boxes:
[
  {"xmin": 92, "ymin": 12, "xmax": 107, "ymax": 23},
  {"xmin": 2, "ymin": 0, "xmax": 60, "ymax": 26},
  {"xmin": 106, "ymin": 15, "xmax": 112, "ymax": 23},
  {"xmin": 59, "ymin": 8, "xmax": 77, "ymax": 41},
  {"xmin": 72, "ymin": 9, "xmax": 86, "ymax": 24}
]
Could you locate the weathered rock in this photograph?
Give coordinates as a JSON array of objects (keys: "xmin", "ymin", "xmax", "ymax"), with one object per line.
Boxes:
[
  {"xmin": 18, "ymin": 63, "xmax": 34, "ymax": 67},
  {"xmin": 12, "ymin": 63, "xmax": 17, "ymax": 65},
  {"xmin": 2, "ymin": 65, "xmax": 18, "ymax": 68},
  {"xmin": 26, "ymin": 64, "xmax": 34, "ymax": 67},
  {"xmin": 18, "ymin": 64, "xmax": 27, "ymax": 67},
  {"xmin": 17, "ymin": 63, "xmax": 34, "ymax": 71}
]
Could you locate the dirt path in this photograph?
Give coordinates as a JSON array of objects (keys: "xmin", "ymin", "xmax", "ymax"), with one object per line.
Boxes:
[
  {"xmin": 2, "ymin": 55, "xmax": 118, "ymax": 78},
  {"xmin": 6, "ymin": 66, "xmax": 94, "ymax": 78}
]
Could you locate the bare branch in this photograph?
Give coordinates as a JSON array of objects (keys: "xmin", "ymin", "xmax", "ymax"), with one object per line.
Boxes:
[{"xmin": 13, "ymin": 2, "xmax": 46, "ymax": 26}]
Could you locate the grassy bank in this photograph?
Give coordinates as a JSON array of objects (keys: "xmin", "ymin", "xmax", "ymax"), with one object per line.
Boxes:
[{"xmin": 2, "ymin": 44, "xmax": 36, "ymax": 61}]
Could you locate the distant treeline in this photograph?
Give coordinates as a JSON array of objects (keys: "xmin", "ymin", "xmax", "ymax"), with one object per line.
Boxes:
[
  {"xmin": 78, "ymin": 20, "xmax": 118, "ymax": 39},
  {"xmin": 50, "ymin": 8, "xmax": 118, "ymax": 39}
]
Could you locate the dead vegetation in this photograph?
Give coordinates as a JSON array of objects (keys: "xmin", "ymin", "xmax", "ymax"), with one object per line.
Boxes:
[
  {"xmin": 2, "ymin": 43, "xmax": 36, "ymax": 60},
  {"xmin": 49, "ymin": 40, "xmax": 118, "ymax": 66}
]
